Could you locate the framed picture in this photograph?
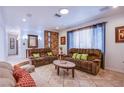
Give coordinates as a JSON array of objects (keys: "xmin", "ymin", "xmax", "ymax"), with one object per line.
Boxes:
[
  {"xmin": 61, "ymin": 36, "xmax": 66, "ymax": 45},
  {"xmin": 28, "ymin": 35, "xmax": 38, "ymax": 48},
  {"xmin": 115, "ymin": 26, "xmax": 124, "ymax": 43}
]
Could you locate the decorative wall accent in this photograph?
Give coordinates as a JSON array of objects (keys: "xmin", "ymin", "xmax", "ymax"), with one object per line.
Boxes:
[
  {"xmin": 115, "ymin": 26, "xmax": 124, "ymax": 43},
  {"xmin": 44, "ymin": 31, "xmax": 59, "ymax": 55},
  {"xmin": 28, "ymin": 35, "xmax": 38, "ymax": 48},
  {"xmin": 8, "ymin": 34, "xmax": 18, "ymax": 55},
  {"xmin": 60, "ymin": 36, "xmax": 66, "ymax": 45}
]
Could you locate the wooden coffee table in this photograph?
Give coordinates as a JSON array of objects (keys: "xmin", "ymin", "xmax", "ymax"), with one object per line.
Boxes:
[{"xmin": 53, "ymin": 60, "xmax": 76, "ymax": 78}]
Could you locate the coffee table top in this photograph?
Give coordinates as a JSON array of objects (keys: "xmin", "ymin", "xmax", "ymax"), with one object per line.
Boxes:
[{"xmin": 53, "ymin": 60, "xmax": 76, "ymax": 68}]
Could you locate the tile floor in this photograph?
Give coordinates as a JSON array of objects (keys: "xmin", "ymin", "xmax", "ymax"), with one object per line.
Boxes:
[{"xmin": 30, "ymin": 64, "xmax": 124, "ymax": 87}]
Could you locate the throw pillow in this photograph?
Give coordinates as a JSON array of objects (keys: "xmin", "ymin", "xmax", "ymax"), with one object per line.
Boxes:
[
  {"xmin": 13, "ymin": 67, "xmax": 36, "ymax": 87},
  {"xmin": 72, "ymin": 53, "xmax": 78, "ymax": 59},
  {"xmin": 16, "ymin": 74, "xmax": 36, "ymax": 87},
  {"xmin": 80, "ymin": 54, "xmax": 88, "ymax": 60},
  {"xmin": 13, "ymin": 67, "xmax": 28, "ymax": 82},
  {"xmin": 32, "ymin": 53, "xmax": 40, "ymax": 58},
  {"xmin": 76, "ymin": 54, "xmax": 81, "ymax": 60},
  {"xmin": 47, "ymin": 52, "xmax": 53, "ymax": 56}
]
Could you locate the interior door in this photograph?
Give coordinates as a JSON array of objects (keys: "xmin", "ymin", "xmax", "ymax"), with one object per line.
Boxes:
[{"xmin": 8, "ymin": 34, "xmax": 18, "ymax": 56}]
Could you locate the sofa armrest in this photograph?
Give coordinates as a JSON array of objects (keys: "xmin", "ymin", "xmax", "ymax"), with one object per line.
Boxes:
[
  {"xmin": 93, "ymin": 59, "xmax": 100, "ymax": 63},
  {"xmin": 15, "ymin": 61, "xmax": 30, "ymax": 67},
  {"xmin": 92, "ymin": 59, "xmax": 101, "ymax": 67},
  {"xmin": 91, "ymin": 59, "xmax": 101, "ymax": 75}
]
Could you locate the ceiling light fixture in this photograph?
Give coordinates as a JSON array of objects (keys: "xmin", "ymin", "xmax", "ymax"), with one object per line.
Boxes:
[
  {"xmin": 113, "ymin": 6, "xmax": 118, "ymax": 8},
  {"xmin": 60, "ymin": 9, "xmax": 69, "ymax": 15},
  {"xmin": 56, "ymin": 27, "xmax": 59, "ymax": 30},
  {"xmin": 22, "ymin": 18, "xmax": 26, "ymax": 22}
]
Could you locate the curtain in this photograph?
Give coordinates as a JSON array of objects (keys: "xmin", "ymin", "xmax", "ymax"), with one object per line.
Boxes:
[
  {"xmin": 92, "ymin": 23, "xmax": 105, "ymax": 52},
  {"xmin": 67, "ymin": 23, "xmax": 105, "ymax": 52},
  {"xmin": 79, "ymin": 27, "xmax": 93, "ymax": 48},
  {"xmin": 67, "ymin": 31, "xmax": 73, "ymax": 49}
]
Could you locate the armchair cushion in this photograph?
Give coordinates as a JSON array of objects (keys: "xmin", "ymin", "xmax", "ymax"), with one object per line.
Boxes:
[
  {"xmin": 0, "ymin": 62, "xmax": 13, "ymax": 70},
  {"xmin": 0, "ymin": 78, "xmax": 16, "ymax": 87},
  {"xmin": 0, "ymin": 68, "xmax": 16, "ymax": 86}
]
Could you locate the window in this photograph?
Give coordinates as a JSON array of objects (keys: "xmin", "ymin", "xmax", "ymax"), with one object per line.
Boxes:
[{"xmin": 67, "ymin": 23, "xmax": 105, "ymax": 52}]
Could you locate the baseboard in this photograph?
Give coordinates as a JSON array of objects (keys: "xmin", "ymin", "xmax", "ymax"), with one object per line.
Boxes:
[{"xmin": 105, "ymin": 67, "xmax": 124, "ymax": 74}]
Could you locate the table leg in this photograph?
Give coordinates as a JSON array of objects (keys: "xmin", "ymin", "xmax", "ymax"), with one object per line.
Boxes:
[
  {"xmin": 55, "ymin": 65, "xmax": 57, "ymax": 69},
  {"xmin": 72, "ymin": 68, "xmax": 74, "ymax": 78},
  {"xmin": 67, "ymin": 68, "xmax": 69, "ymax": 72},
  {"xmin": 57, "ymin": 67, "xmax": 59, "ymax": 75}
]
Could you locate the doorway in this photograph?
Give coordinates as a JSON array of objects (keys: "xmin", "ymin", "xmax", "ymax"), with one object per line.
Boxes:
[{"xmin": 8, "ymin": 33, "xmax": 18, "ymax": 56}]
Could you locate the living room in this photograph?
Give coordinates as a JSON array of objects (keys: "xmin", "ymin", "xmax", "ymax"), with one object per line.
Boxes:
[{"xmin": 0, "ymin": 5, "xmax": 124, "ymax": 88}]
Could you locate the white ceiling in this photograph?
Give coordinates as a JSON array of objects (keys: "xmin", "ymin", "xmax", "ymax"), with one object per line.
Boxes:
[{"xmin": 2, "ymin": 6, "xmax": 124, "ymax": 31}]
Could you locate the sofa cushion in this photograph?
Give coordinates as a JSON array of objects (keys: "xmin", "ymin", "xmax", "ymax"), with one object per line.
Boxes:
[
  {"xmin": 80, "ymin": 54, "xmax": 88, "ymax": 60},
  {"xmin": 0, "ymin": 68, "xmax": 15, "ymax": 80},
  {"xmin": 0, "ymin": 68, "xmax": 16, "ymax": 87},
  {"xmin": 87, "ymin": 56, "xmax": 96, "ymax": 61},
  {"xmin": 72, "ymin": 53, "xmax": 78, "ymax": 59},
  {"xmin": 0, "ymin": 62, "xmax": 13, "ymax": 70},
  {"xmin": 0, "ymin": 78, "xmax": 16, "ymax": 87}
]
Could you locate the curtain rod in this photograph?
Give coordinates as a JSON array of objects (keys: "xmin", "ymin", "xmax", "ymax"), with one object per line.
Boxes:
[{"xmin": 67, "ymin": 22, "xmax": 107, "ymax": 32}]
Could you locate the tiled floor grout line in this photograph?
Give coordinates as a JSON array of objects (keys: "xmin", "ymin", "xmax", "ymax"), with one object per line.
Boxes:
[
  {"xmin": 75, "ymin": 71, "xmax": 80, "ymax": 87},
  {"xmin": 63, "ymin": 71, "xmax": 65, "ymax": 87}
]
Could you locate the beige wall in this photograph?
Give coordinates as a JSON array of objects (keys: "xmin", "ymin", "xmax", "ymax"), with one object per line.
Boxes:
[
  {"xmin": 0, "ymin": 8, "xmax": 6, "ymax": 61},
  {"xmin": 59, "ymin": 13, "xmax": 124, "ymax": 73}
]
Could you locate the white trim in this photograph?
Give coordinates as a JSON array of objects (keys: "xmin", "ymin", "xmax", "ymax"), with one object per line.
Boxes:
[{"xmin": 105, "ymin": 67, "xmax": 124, "ymax": 74}]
